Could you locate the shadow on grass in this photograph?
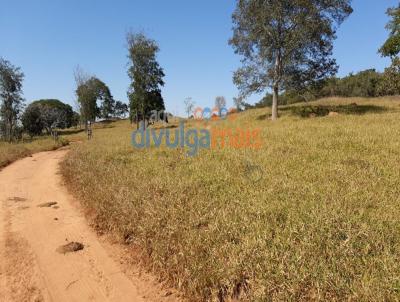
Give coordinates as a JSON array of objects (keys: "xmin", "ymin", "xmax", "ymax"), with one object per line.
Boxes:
[
  {"xmin": 281, "ymin": 103, "xmax": 389, "ymax": 118},
  {"xmin": 148, "ymin": 123, "xmax": 179, "ymax": 130},
  {"xmin": 161, "ymin": 125, "xmax": 178, "ymax": 129},
  {"xmin": 94, "ymin": 124, "xmax": 115, "ymax": 129},
  {"xmin": 91, "ymin": 119, "xmax": 122, "ymax": 129},
  {"xmin": 60, "ymin": 129, "xmax": 85, "ymax": 136},
  {"xmin": 256, "ymin": 114, "xmax": 269, "ymax": 120},
  {"xmin": 98, "ymin": 119, "xmax": 124, "ymax": 124}
]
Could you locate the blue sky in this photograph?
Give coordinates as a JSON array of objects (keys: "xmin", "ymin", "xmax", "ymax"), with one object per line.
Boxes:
[{"xmin": 0, "ymin": 0, "xmax": 397, "ymax": 116}]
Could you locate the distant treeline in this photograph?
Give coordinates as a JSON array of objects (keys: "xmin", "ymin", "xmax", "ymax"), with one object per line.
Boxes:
[{"xmin": 247, "ymin": 63, "xmax": 400, "ymax": 109}]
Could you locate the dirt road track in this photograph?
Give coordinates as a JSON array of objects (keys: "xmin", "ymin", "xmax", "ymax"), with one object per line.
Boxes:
[{"xmin": 0, "ymin": 149, "xmax": 179, "ymax": 302}]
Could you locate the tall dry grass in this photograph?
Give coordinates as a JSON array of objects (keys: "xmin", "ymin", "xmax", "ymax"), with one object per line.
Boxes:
[
  {"xmin": 0, "ymin": 137, "xmax": 68, "ymax": 169},
  {"xmin": 62, "ymin": 97, "xmax": 400, "ymax": 301}
]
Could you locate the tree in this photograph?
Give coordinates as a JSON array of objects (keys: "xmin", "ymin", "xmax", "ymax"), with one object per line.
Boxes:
[
  {"xmin": 379, "ymin": 4, "xmax": 400, "ymax": 58},
  {"xmin": 184, "ymin": 97, "xmax": 195, "ymax": 118},
  {"xmin": 230, "ymin": 0, "xmax": 352, "ymax": 120},
  {"xmin": 129, "ymin": 90, "xmax": 165, "ymax": 124},
  {"xmin": 126, "ymin": 31, "xmax": 165, "ymax": 129},
  {"xmin": 378, "ymin": 57, "xmax": 400, "ymax": 96},
  {"xmin": 96, "ymin": 81, "xmax": 115, "ymax": 119},
  {"xmin": 73, "ymin": 65, "xmax": 86, "ymax": 118},
  {"xmin": 114, "ymin": 101, "xmax": 129, "ymax": 118},
  {"xmin": 74, "ymin": 68, "xmax": 94, "ymax": 128},
  {"xmin": 75, "ymin": 73, "xmax": 115, "ymax": 127},
  {"xmin": 0, "ymin": 58, "xmax": 25, "ymax": 141},
  {"xmin": 76, "ymin": 79, "xmax": 97, "ymax": 127},
  {"xmin": 22, "ymin": 99, "xmax": 75, "ymax": 135},
  {"xmin": 22, "ymin": 105, "xmax": 43, "ymax": 137},
  {"xmin": 233, "ymin": 96, "xmax": 245, "ymax": 111},
  {"xmin": 379, "ymin": 4, "xmax": 400, "ymax": 96},
  {"xmin": 72, "ymin": 111, "xmax": 80, "ymax": 128},
  {"xmin": 215, "ymin": 96, "xmax": 227, "ymax": 112}
]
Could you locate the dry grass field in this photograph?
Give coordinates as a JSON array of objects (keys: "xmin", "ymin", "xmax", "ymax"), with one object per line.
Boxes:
[
  {"xmin": 61, "ymin": 97, "xmax": 400, "ymax": 301},
  {"xmin": 0, "ymin": 122, "xmax": 116, "ymax": 169},
  {"xmin": 0, "ymin": 137, "xmax": 68, "ymax": 169}
]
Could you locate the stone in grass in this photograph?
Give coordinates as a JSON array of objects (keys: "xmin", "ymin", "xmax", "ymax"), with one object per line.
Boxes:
[
  {"xmin": 38, "ymin": 202, "xmax": 58, "ymax": 208},
  {"xmin": 328, "ymin": 111, "xmax": 339, "ymax": 117},
  {"xmin": 56, "ymin": 242, "xmax": 84, "ymax": 254}
]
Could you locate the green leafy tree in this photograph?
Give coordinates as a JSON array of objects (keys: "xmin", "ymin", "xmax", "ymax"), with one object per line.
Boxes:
[
  {"xmin": 114, "ymin": 101, "xmax": 129, "ymax": 118},
  {"xmin": 126, "ymin": 31, "xmax": 165, "ymax": 128},
  {"xmin": 379, "ymin": 4, "xmax": 400, "ymax": 96},
  {"xmin": 75, "ymin": 68, "xmax": 96, "ymax": 127},
  {"xmin": 230, "ymin": 0, "xmax": 352, "ymax": 120},
  {"xmin": 75, "ymin": 75, "xmax": 115, "ymax": 127},
  {"xmin": 72, "ymin": 111, "xmax": 80, "ymax": 128},
  {"xmin": 96, "ymin": 81, "xmax": 115, "ymax": 119},
  {"xmin": 0, "ymin": 58, "xmax": 25, "ymax": 141},
  {"xmin": 379, "ymin": 4, "xmax": 400, "ymax": 58},
  {"xmin": 76, "ymin": 80, "xmax": 97, "ymax": 126},
  {"xmin": 22, "ymin": 99, "xmax": 75, "ymax": 135},
  {"xmin": 22, "ymin": 105, "xmax": 43, "ymax": 137},
  {"xmin": 378, "ymin": 57, "xmax": 400, "ymax": 95},
  {"xmin": 129, "ymin": 90, "xmax": 165, "ymax": 123}
]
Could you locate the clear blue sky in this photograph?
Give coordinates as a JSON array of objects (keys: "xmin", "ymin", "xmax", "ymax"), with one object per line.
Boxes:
[{"xmin": 0, "ymin": 0, "xmax": 397, "ymax": 116}]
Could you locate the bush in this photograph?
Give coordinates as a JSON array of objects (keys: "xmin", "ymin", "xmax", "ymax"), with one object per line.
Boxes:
[{"xmin": 249, "ymin": 67, "xmax": 400, "ymax": 109}]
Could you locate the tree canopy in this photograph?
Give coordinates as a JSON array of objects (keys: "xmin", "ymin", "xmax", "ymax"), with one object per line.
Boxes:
[
  {"xmin": 114, "ymin": 101, "xmax": 129, "ymax": 118},
  {"xmin": 22, "ymin": 99, "xmax": 76, "ymax": 136},
  {"xmin": 378, "ymin": 4, "xmax": 400, "ymax": 95},
  {"xmin": 75, "ymin": 76, "xmax": 115, "ymax": 125},
  {"xmin": 379, "ymin": 4, "xmax": 400, "ymax": 58},
  {"xmin": 230, "ymin": 0, "xmax": 352, "ymax": 120}
]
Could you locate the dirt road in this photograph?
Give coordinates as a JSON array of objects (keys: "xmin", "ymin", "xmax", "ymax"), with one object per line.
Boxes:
[{"xmin": 0, "ymin": 149, "xmax": 179, "ymax": 302}]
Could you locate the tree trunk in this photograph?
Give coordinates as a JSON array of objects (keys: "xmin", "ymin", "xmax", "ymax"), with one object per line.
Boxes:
[
  {"xmin": 271, "ymin": 84, "xmax": 279, "ymax": 121},
  {"xmin": 7, "ymin": 116, "xmax": 13, "ymax": 142},
  {"xmin": 270, "ymin": 49, "xmax": 282, "ymax": 121}
]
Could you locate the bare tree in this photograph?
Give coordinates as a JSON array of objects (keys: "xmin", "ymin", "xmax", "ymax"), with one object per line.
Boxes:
[
  {"xmin": 73, "ymin": 65, "xmax": 89, "ymax": 128},
  {"xmin": 215, "ymin": 96, "xmax": 227, "ymax": 112},
  {"xmin": 73, "ymin": 65, "xmax": 90, "ymax": 92},
  {"xmin": 233, "ymin": 96, "xmax": 245, "ymax": 111},
  {"xmin": 184, "ymin": 97, "xmax": 195, "ymax": 118}
]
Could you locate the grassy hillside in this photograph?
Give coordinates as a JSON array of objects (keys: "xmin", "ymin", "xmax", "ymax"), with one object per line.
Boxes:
[{"xmin": 61, "ymin": 97, "xmax": 400, "ymax": 301}]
